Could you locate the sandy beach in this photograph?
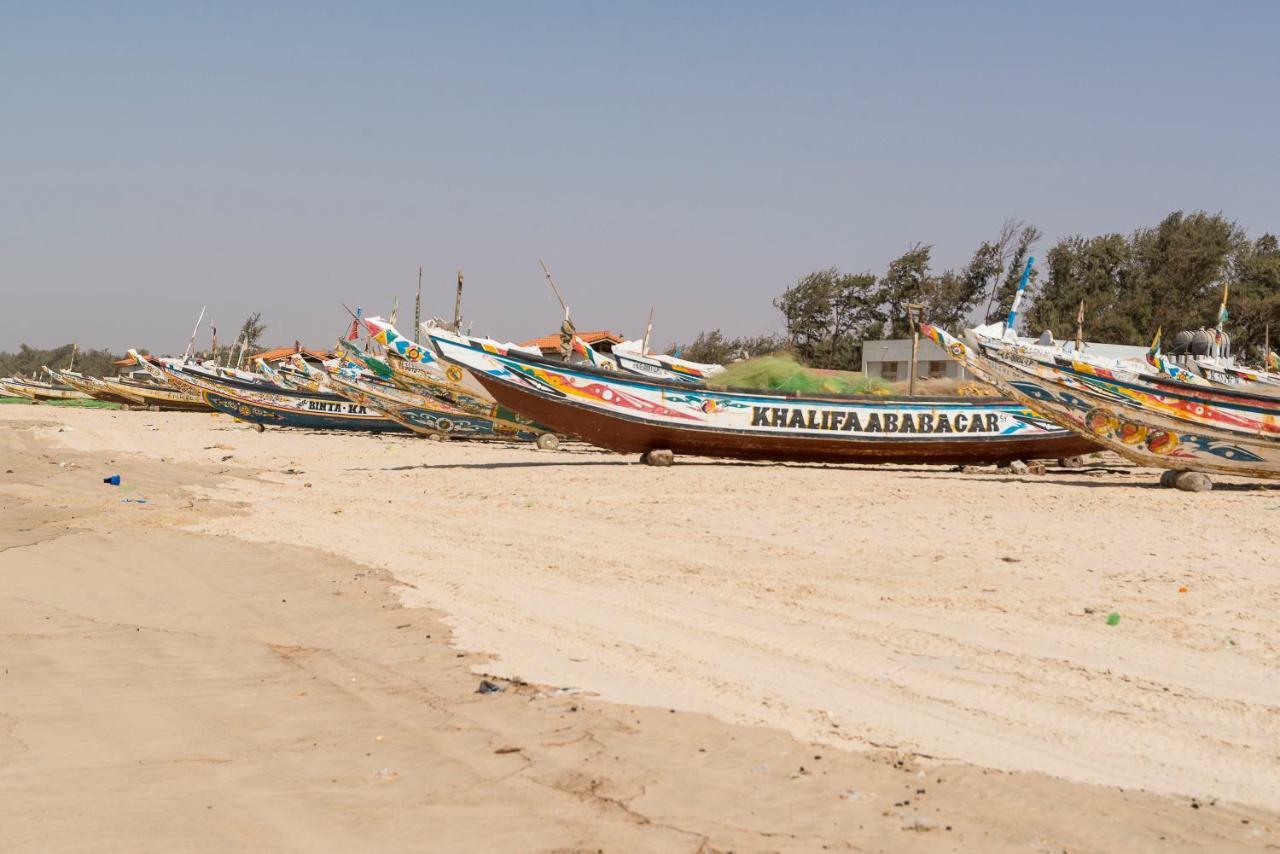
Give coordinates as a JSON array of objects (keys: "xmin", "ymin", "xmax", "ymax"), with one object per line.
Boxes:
[{"xmin": 3, "ymin": 404, "xmax": 1279, "ymax": 852}]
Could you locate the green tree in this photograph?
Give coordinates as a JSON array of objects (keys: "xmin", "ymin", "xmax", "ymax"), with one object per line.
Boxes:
[
  {"xmin": 875, "ymin": 244, "xmax": 987, "ymax": 336},
  {"xmin": 773, "ymin": 268, "xmax": 881, "ymax": 369},
  {"xmin": 673, "ymin": 330, "xmax": 784, "ymax": 364},
  {"xmin": 1025, "ymin": 211, "xmax": 1246, "ymax": 348},
  {"xmin": 1025, "ymin": 233, "xmax": 1136, "ymax": 343},
  {"xmin": 1227, "ymin": 233, "xmax": 1280, "ymax": 358},
  {"xmin": 235, "ymin": 312, "xmax": 267, "ymax": 356},
  {"xmin": 0, "ymin": 344, "xmax": 123, "ymax": 378}
]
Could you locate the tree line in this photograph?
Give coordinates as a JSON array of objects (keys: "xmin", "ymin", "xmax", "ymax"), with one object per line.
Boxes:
[
  {"xmin": 0, "ymin": 312, "xmax": 269, "ymax": 379},
  {"xmin": 677, "ymin": 211, "xmax": 1280, "ymax": 369},
  {"xmin": 0, "ymin": 343, "xmax": 122, "ymax": 380}
]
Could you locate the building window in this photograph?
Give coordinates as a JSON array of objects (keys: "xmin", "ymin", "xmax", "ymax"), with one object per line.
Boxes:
[
  {"xmin": 880, "ymin": 361, "xmax": 899, "ymax": 381},
  {"xmin": 927, "ymin": 360, "xmax": 947, "ymax": 378}
]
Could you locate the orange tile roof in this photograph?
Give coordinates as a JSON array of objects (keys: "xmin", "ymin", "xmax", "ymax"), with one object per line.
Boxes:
[{"xmin": 519, "ymin": 330, "xmax": 624, "ymax": 351}]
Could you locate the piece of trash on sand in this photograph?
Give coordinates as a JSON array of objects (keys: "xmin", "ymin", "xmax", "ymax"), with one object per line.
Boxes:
[
  {"xmin": 1106, "ymin": 612, "xmax": 1121, "ymax": 626},
  {"xmin": 494, "ymin": 746, "xmax": 522, "ymax": 755},
  {"xmin": 1178, "ymin": 585, "xmax": 1189, "ymax": 593},
  {"xmin": 103, "ymin": 474, "xmax": 121, "ymax": 486},
  {"xmin": 370, "ymin": 768, "xmax": 398, "ymax": 782},
  {"xmin": 121, "ymin": 498, "xmax": 148, "ymax": 504},
  {"xmin": 476, "ymin": 680, "xmax": 504, "ymax": 694}
]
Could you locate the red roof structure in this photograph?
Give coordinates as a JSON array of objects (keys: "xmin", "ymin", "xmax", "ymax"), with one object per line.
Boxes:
[
  {"xmin": 249, "ymin": 346, "xmax": 330, "ymax": 364},
  {"xmin": 519, "ymin": 330, "xmax": 624, "ymax": 357}
]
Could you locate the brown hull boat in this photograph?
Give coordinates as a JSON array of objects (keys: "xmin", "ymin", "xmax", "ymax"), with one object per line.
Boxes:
[{"xmin": 430, "ymin": 331, "xmax": 1101, "ymax": 466}]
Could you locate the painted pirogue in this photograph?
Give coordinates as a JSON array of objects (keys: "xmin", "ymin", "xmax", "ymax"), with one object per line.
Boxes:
[
  {"xmin": 128, "ymin": 349, "xmax": 409, "ymax": 432},
  {"xmin": 428, "ymin": 328, "xmax": 1100, "ymax": 466},
  {"xmin": 924, "ymin": 324, "xmax": 1280, "ymax": 482}
]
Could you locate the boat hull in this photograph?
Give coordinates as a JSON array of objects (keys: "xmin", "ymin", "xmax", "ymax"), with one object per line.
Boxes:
[
  {"xmin": 925, "ymin": 325, "xmax": 1280, "ymax": 479},
  {"xmin": 148, "ymin": 360, "xmax": 409, "ymax": 432},
  {"xmin": 433, "ymin": 333, "xmax": 1099, "ymax": 465}
]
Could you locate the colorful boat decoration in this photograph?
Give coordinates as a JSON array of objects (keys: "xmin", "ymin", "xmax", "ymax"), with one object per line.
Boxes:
[
  {"xmin": 610, "ymin": 340, "xmax": 722, "ymax": 385},
  {"xmin": 128, "ymin": 350, "xmax": 409, "ymax": 432},
  {"xmin": 325, "ymin": 370, "xmax": 548, "ymax": 443},
  {"xmin": 924, "ymin": 325, "xmax": 1280, "ymax": 480},
  {"xmin": 343, "ymin": 320, "xmax": 557, "ymax": 436},
  {"xmin": 429, "ymin": 329, "xmax": 1099, "ymax": 465}
]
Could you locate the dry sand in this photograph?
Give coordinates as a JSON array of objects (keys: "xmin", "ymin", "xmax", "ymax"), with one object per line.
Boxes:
[{"xmin": 3, "ymin": 404, "xmax": 1279, "ymax": 852}]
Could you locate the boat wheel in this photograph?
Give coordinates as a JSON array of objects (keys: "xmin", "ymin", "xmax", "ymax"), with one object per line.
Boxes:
[{"xmin": 535, "ymin": 433, "xmax": 560, "ymax": 451}]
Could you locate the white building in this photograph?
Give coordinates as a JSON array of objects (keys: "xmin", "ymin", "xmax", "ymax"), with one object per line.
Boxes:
[{"xmin": 860, "ymin": 338, "xmax": 967, "ymax": 383}]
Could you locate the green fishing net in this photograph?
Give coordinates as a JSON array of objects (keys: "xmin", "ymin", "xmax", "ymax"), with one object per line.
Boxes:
[{"xmin": 710, "ymin": 354, "xmax": 888, "ymax": 396}]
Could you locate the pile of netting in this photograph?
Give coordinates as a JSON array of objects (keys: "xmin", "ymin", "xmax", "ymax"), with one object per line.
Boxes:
[{"xmin": 709, "ymin": 354, "xmax": 889, "ymax": 396}]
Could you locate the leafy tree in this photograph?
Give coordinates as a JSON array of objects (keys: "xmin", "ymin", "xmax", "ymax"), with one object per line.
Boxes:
[
  {"xmin": 236, "ymin": 312, "xmax": 267, "ymax": 356},
  {"xmin": 673, "ymin": 330, "xmax": 784, "ymax": 364},
  {"xmin": 1025, "ymin": 211, "xmax": 1251, "ymax": 349},
  {"xmin": 773, "ymin": 268, "xmax": 881, "ymax": 369},
  {"xmin": 1226, "ymin": 233, "xmax": 1280, "ymax": 358},
  {"xmin": 0, "ymin": 344, "xmax": 123, "ymax": 378},
  {"xmin": 1025, "ymin": 233, "xmax": 1137, "ymax": 343}
]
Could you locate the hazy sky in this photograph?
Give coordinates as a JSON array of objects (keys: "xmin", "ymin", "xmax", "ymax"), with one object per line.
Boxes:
[{"xmin": 4, "ymin": 2, "xmax": 1277, "ymax": 354}]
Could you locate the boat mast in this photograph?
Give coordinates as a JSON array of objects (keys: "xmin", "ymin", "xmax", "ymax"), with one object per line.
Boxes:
[
  {"xmin": 641, "ymin": 306, "xmax": 654, "ymax": 356},
  {"xmin": 182, "ymin": 305, "xmax": 207, "ymax": 363},
  {"xmin": 453, "ymin": 268, "xmax": 464, "ymax": 332},
  {"xmin": 414, "ymin": 266, "xmax": 423, "ymax": 344},
  {"xmin": 1074, "ymin": 300, "xmax": 1085, "ymax": 354},
  {"xmin": 539, "ymin": 260, "xmax": 575, "ymax": 359}
]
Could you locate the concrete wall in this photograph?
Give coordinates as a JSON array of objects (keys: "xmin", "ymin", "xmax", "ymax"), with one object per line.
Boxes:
[{"xmin": 861, "ymin": 338, "xmax": 966, "ymax": 381}]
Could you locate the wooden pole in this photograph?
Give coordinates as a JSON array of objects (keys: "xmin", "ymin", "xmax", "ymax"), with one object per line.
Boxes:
[
  {"xmin": 906, "ymin": 303, "xmax": 923, "ymax": 396},
  {"xmin": 538, "ymin": 259, "xmax": 570, "ymax": 319},
  {"xmin": 641, "ymin": 306, "xmax": 655, "ymax": 355},
  {"xmin": 453, "ymin": 268, "xmax": 464, "ymax": 332},
  {"xmin": 1075, "ymin": 299, "xmax": 1085, "ymax": 354},
  {"xmin": 68, "ymin": 343, "xmax": 78, "ymax": 372},
  {"xmin": 414, "ymin": 266, "xmax": 423, "ymax": 344},
  {"xmin": 183, "ymin": 305, "xmax": 207, "ymax": 363}
]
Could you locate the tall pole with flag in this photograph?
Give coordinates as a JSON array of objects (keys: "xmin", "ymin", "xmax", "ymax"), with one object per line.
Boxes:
[{"xmin": 1003, "ymin": 257, "xmax": 1034, "ymax": 338}]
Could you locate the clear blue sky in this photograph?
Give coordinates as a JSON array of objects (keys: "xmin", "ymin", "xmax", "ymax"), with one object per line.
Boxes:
[{"xmin": 3, "ymin": 1, "xmax": 1277, "ymax": 354}]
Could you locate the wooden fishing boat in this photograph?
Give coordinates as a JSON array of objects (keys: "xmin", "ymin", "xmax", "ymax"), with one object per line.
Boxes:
[
  {"xmin": 350, "ymin": 320, "xmax": 559, "ymax": 435},
  {"xmin": 99, "ymin": 374, "xmax": 212, "ymax": 411},
  {"xmin": 325, "ymin": 370, "xmax": 551, "ymax": 444},
  {"xmin": 429, "ymin": 329, "xmax": 1099, "ymax": 465},
  {"xmin": 1, "ymin": 376, "xmax": 90, "ymax": 402},
  {"xmin": 129, "ymin": 350, "xmax": 409, "ymax": 432},
  {"xmin": 610, "ymin": 341, "xmax": 722, "ymax": 385},
  {"xmin": 0, "ymin": 378, "xmax": 38, "ymax": 399},
  {"xmin": 924, "ymin": 325, "xmax": 1280, "ymax": 481},
  {"xmin": 49, "ymin": 370, "xmax": 141, "ymax": 405}
]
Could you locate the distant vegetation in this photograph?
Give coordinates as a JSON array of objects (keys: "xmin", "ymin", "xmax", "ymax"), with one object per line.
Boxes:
[
  {"xmin": 675, "ymin": 210, "xmax": 1280, "ymax": 369},
  {"xmin": 0, "ymin": 344, "xmax": 122, "ymax": 378}
]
